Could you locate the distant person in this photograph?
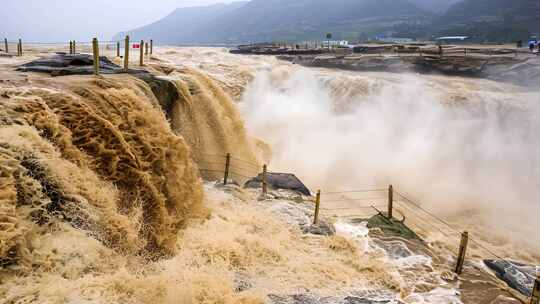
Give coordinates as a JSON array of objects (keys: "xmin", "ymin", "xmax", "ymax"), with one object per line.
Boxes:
[{"xmin": 438, "ymin": 45, "xmax": 443, "ymax": 56}]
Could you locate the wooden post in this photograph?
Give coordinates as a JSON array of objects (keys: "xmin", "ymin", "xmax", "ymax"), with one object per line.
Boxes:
[
  {"xmin": 223, "ymin": 153, "xmax": 231, "ymax": 185},
  {"xmin": 73, "ymin": 40, "xmax": 76, "ymax": 53},
  {"xmin": 69, "ymin": 41, "xmax": 73, "ymax": 54},
  {"xmin": 387, "ymin": 185, "xmax": 393, "ymax": 219},
  {"xmin": 92, "ymin": 38, "xmax": 99, "ymax": 75},
  {"xmin": 262, "ymin": 164, "xmax": 268, "ymax": 196},
  {"xmin": 313, "ymin": 190, "xmax": 321, "ymax": 225},
  {"xmin": 531, "ymin": 275, "xmax": 540, "ymax": 304},
  {"xmin": 145, "ymin": 42, "xmax": 149, "ymax": 55},
  {"xmin": 124, "ymin": 36, "xmax": 130, "ymax": 71},
  {"xmin": 150, "ymin": 39, "xmax": 153, "ymax": 54},
  {"xmin": 139, "ymin": 40, "xmax": 144, "ymax": 66},
  {"xmin": 455, "ymin": 231, "xmax": 469, "ymax": 274},
  {"xmin": 116, "ymin": 42, "xmax": 120, "ymax": 57},
  {"xmin": 18, "ymin": 39, "xmax": 22, "ymax": 56},
  {"xmin": 3, "ymin": 38, "xmax": 7, "ymax": 54},
  {"xmin": 464, "ymin": 48, "xmax": 467, "ymax": 56}
]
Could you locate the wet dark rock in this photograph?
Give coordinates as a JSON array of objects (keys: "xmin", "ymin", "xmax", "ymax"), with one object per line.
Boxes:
[
  {"xmin": 343, "ymin": 297, "xmax": 391, "ymax": 304},
  {"xmin": 301, "ymin": 220, "xmax": 335, "ymax": 236},
  {"xmin": 279, "ymin": 55, "xmax": 409, "ymax": 72},
  {"xmin": 134, "ymin": 73, "xmax": 179, "ymax": 119},
  {"xmin": 277, "ymin": 54, "xmax": 540, "ymax": 87},
  {"xmin": 484, "ymin": 259, "xmax": 537, "ymax": 297},
  {"xmin": 244, "ymin": 172, "xmax": 311, "ymax": 196},
  {"xmin": 267, "ymin": 294, "xmax": 392, "ymax": 304},
  {"xmin": 16, "ymin": 53, "xmax": 181, "ymax": 119},
  {"xmin": 350, "ymin": 214, "xmax": 420, "ymax": 240},
  {"xmin": 405, "ymin": 55, "xmax": 487, "ymax": 75},
  {"xmin": 17, "ymin": 53, "xmax": 128, "ymax": 76}
]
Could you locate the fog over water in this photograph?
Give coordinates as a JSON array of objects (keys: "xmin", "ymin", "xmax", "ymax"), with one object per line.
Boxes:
[
  {"xmin": 240, "ymin": 64, "xmax": 540, "ymax": 257},
  {"xmin": 1, "ymin": 44, "xmax": 538, "ymax": 304}
]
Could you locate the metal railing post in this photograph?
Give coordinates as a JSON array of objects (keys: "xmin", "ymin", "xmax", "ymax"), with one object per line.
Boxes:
[
  {"xmin": 313, "ymin": 190, "xmax": 321, "ymax": 225},
  {"xmin": 150, "ymin": 39, "xmax": 153, "ymax": 54},
  {"xmin": 223, "ymin": 153, "xmax": 231, "ymax": 185},
  {"xmin": 387, "ymin": 184, "xmax": 393, "ymax": 219},
  {"xmin": 92, "ymin": 38, "xmax": 100, "ymax": 75},
  {"xmin": 139, "ymin": 40, "xmax": 144, "ymax": 66},
  {"xmin": 455, "ymin": 231, "xmax": 469, "ymax": 274},
  {"xmin": 124, "ymin": 36, "xmax": 130, "ymax": 71},
  {"xmin": 262, "ymin": 164, "xmax": 268, "ymax": 196}
]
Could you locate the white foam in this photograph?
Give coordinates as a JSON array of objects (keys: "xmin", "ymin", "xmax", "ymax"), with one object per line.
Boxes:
[{"xmin": 404, "ymin": 287, "xmax": 462, "ymax": 304}]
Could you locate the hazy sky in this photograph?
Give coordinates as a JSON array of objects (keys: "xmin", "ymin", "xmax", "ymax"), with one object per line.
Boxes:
[{"xmin": 1, "ymin": 0, "xmax": 239, "ymax": 42}]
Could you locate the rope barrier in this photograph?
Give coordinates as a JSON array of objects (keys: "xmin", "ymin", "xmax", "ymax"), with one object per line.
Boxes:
[
  {"xmin": 4, "ymin": 40, "xmax": 124, "ymax": 45},
  {"xmin": 394, "ymin": 202, "xmax": 459, "ymax": 239},
  {"xmin": 321, "ymin": 197, "xmax": 386, "ymax": 203},
  {"xmin": 391, "ymin": 192, "xmax": 535, "ymax": 286},
  {"xmin": 198, "ymin": 168, "xmax": 223, "ymax": 173},
  {"xmin": 395, "ymin": 191, "xmax": 461, "ymax": 235},
  {"xmin": 199, "ymin": 166, "xmax": 255, "ymax": 178},
  {"xmin": 467, "ymin": 237, "xmax": 536, "ymax": 281},
  {"xmin": 323, "ymin": 189, "xmax": 386, "ymax": 194},
  {"xmin": 229, "ymin": 171, "xmax": 253, "ymax": 179},
  {"xmin": 198, "ymin": 161, "xmax": 226, "ymax": 166},
  {"xmin": 321, "ymin": 205, "xmax": 387, "ymax": 211},
  {"xmin": 229, "ymin": 162, "xmax": 260, "ymax": 173},
  {"xmin": 201, "ymin": 153, "xmax": 226, "ymax": 157},
  {"xmin": 200, "ymin": 153, "xmax": 261, "ymax": 169}
]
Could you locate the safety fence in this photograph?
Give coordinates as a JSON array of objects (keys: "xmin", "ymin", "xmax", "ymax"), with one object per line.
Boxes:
[
  {"xmin": 1, "ymin": 37, "xmax": 155, "ymax": 73},
  {"xmin": 346, "ymin": 45, "xmax": 538, "ymax": 59},
  {"xmin": 317, "ymin": 185, "xmax": 539, "ymax": 303},
  {"xmin": 197, "ymin": 153, "xmax": 262, "ymax": 186},
  {"xmin": 395, "ymin": 46, "xmax": 534, "ymax": 58},
  {"xmin": 192, "ymin": 154, "xmax": 539, "ymax": 303},
  {"xmin": 3, "ymin": 36, "xmax": 538, "ymax": 301}
]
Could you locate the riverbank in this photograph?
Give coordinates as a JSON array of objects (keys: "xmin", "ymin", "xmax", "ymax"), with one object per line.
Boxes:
[{"xmin": 276, "ymin": 53, "xmax": 540, "ymax": 87}]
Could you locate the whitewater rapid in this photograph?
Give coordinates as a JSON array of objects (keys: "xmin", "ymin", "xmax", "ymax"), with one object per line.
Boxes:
[
  {"xmin": 157, "ymin": 47, "xmax": 540, "ymax": 264},
  {"xmin": 0, "ymin": 45, "xmax": 537, "ymax": 304}
]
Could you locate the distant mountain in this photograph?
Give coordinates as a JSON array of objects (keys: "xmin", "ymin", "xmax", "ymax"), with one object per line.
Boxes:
[
  {"xmin": 443, "ymin": 0, "xmax": 540, "ymax": 24},
  {"xmin": 436, "ymin": 0, "xmax": 540, "ymax": 41},
  {"xmin": 113, "ymin": 2, "xmax": 248, "ymax": 44},
  {"xmin": 115, "ymin": 0, "xmax": 539, "ymax": 44},
  {"xmin": 115, "ymin": 0, "xmax": 429, "ymax": 44},
  {"xmin": 200, "ymin": 0, "xmax": 428, "ymax": 42}
]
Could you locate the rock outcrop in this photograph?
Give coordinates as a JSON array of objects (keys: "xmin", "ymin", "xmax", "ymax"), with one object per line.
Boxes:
[
  {"xmin": 484, "ymin": 259, "xmax": 538, "ymax": 297},
  {"xmin": 245, "ymin": 172, "xmax": 311, "ymax": 196}
]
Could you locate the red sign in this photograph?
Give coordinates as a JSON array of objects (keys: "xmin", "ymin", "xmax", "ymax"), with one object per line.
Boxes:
[{"xmin": 133, "ymin": 44, "xmax": 140, "ymax": 49}]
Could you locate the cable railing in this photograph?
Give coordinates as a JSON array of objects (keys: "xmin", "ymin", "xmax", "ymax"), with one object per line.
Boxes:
[
  {"xmin": 368, "ymin": 46, "xmax": 538, "ymax": 59},
  {"xmin": 293, "ymin": 184, "xmax": 538, "ymax": 302},
  {"xmin": 2, "ymin": 36, "xmax": 538, "ymax": 301},
  {"xmin": 197, "ymin": 153, "xmax": 262, "ymax": 185},
  {"xmin": 390, "ymin": 189, "xmax": 538, "ymax": 301},
  {"xmin": 1, "ymin": 37, "xmax": 156, "ymax": 72}
]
